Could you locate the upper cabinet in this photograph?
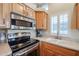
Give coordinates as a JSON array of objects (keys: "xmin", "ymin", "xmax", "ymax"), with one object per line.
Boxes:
[
  {"xmin": 12, "ymin": 3, "xmax": 35, "ymax": 19},
  {"xmin": 12, "ymin": 3, "xmax": 24, "ymax": 15},
  {"xmin": 76, "ymin": 3, "xmax": 79, "ymax": 29},
  {"xmin": 0, "ymin": 3, "xmax": 4, "ymax": 27},
  {"xmin": 71, "ymin": 3, "xmax": 79, "ymax": 29},
  {"xmin": 35, "ymin": 11, "xmax": 48, "ymax": 30},
  {"xmin": 24, "ymin": 6, "xmax": 35, "ymax": 19},
  {"xmin": 43, "ymin": 12, "xmax": 48, "ymax": 30},
  {"xmin": 3, "ymin": 3, "xmax": 12, "ymax": 28},
  {"xmin": 71, "ymin": 4, "xmax": 77, "ymax": 29},
  {"xmin": 0, "ymin": 3, "xmax": 12, "ymax": 28},
  {"xmin": 0, "ymin": 3, "xmax": 35, "ymax": 29},
  {"xmin": 23, "ymin": 5, "xmax": 28, "ymax": 16}
]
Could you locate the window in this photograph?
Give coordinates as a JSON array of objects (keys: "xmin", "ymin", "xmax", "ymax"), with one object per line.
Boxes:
[
  {"xmin": 51, "ymin": 16, "xmax": 58, "ymax": 34},
  {"xmin": 59, "ymin": 14, "xmax": 68, "ymax": 35},
  {"xmin": 51, "ymin": 14, "xmax": 68, "ymax": 35}
]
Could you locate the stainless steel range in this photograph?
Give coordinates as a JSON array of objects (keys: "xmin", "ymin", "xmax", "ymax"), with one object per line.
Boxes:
[{"xmin": 8, "ymin": 36, "xmax": 39, "ymax": 56}]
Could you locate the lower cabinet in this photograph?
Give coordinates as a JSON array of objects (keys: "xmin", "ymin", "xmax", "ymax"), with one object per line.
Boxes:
[
  {"xmin": 44, "ymin": 49, "xmax": 56, "ymax": 56},
  {"xmin": 39, "ymin": 42, "xmax": 79, "ymax": 56}
]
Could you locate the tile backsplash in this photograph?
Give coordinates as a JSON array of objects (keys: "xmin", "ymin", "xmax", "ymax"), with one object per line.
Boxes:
[
  {"xmin": 7, "ymin": 29, "xmax": 36, "ymax": 38},
  {"xmin": 0, "ymin": 30, "xmax": 6, "ymax": 43},
  {"xmin": 0, "ymin": 29, "xmax": 36, "ymax": 43}
]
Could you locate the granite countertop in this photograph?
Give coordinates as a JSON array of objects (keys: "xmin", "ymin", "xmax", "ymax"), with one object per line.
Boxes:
[
  {"xmin": 33, "ymin": 37, "xmax": 79, "ymax": 51},
  {"xmin": 0, "ymin": 37, "xmax": 79, "ymax": 56},
  {"xmin": 0, "ymin": 43, "xmax": 12, "ymax": 56}
]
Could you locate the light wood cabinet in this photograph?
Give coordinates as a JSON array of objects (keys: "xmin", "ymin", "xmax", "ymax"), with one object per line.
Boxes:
[
  {"xmin": 39, "ymin": 42, "xmax": 45, "ymax": 56},
  {"xmin": 0, "ymin": 3, "xmax": 4, "ymax": 27},
  {"xmin": 71, "ymin": 3, "xmax": 79, "ymax": 29},
  {"xmin": 0, "ymin": 3, "xmax": 12, "ymax": 28},
  {"xmin": 31, "ymin": 9, "xmax": 35, "ymax": 19},
  {"xmin": 28, "ymin": 7, "xmax": 33, "ymax": 17},
  {"xmin": 40, "ymin": 42, "xmax": 79, "ymax": 56},
  {"xmin": 35, "ymin": 11, "xmax": 43, "ymax": 29},
  {"xmin": 22, "ymin": 5, "xmax": 35, "ymax": 19},
  {"xmin": 71, "ymin": 4, "xmax": 77, "ymax": 29},
  {"xmin": 12, "ymin": 3, "xmax": 24, "ymax": 15},
  {"xmin": 43, "ymin": 13, "xmax": 48, "ymax": 30},
  {"xmin": 76, "ymin": 3, "xmax": 79, "ymax": 29},
  {"xmin": 0, "ymin": 3, "xmax": 35, "ymax": 29},
  {"xmin": 35, "ymin": 11, "xmax": 48, "ymax": 30},
  {"xmin": 3, "ymin": 3, "xmax": 12, "ymax": 28},
  {"xmin": 23, "ymin": 6, "xmax": 28, "ymax": 16},
  {"xmin": 44, "ymin": 49, "xmax": 54, "ymax": 56}
]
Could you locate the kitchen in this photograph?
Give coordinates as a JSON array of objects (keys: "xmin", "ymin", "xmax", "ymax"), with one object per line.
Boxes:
[{"xmin": 0, "ymin": 3, "xmax": 79, "ymax": 56}]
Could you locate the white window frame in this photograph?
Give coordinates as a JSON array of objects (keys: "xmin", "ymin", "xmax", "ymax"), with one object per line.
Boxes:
[{"xmin": 50, "ymin": 13, "xmax": 69, "ymax": 36}]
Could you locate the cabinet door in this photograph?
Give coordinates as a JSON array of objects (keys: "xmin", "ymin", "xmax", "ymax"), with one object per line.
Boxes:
[
  {"xmin": 46, "ymin": 14, "xmax": 48, "ymax": 30},
  {"xmin": 27, "ymin": 7, "xmax": 33, "ymax": 18},
  {"xmin": 39, "ymin": 42, "xmax": 44, "ymax": 56},
  {"xmin": 44, "ymin": 49, "xmax": 56, "ymax": 56},
  {"xmin": 35, "ymin": 11, "xmax": 48, "ymax": 30},
  {"xmin": 12, "ymin": 3, "xmax": 24, "ymax": 15},
  {"xmin": 35, "ymin": 12, "xmax": 43, "ymax": 29},
  {"xmin": 43, "ymin": 42, "xmax": 76, "ymax": 56},
  {"xmin": 77, "ymin": 4, "xmax": 79, "ymax": 29},
  {"xmin": 71, "ymin": 4, "xmax": 77, "ymax": 29},
  {"xmin": 40, "ymin": 42, "xmax": 57, "ymax": 56},
  {"xmin": 0, "ymin": 3, "xmax": 5, "ymax": 27},
  {"xmin": 24, "ymin": 6, "xmax": 35, "ymax": 18},
  {"xmin": 42, "ymin": 12, "xmax": 48, "ymax": 30},
  {"xmin": 24, "ymin": 6, "xmax": 30, "ymax": 17},
  {"xmin": 76, "ymin": 52, "xmax": 79, "ymax": 56},
  {"xmin": 3, "ymin": 3, "xmax": 12, "ymax": 28},
  {"xmin": 29, "ymin": 9, "xmax": 33, "ymax": 18},
  {"xmin": 42, "ymin": 12, "xmax": 46, "ymax": 29},
  {"xmin": 24, "ymin": 6, "xmax": 28, "ymax": 16}
]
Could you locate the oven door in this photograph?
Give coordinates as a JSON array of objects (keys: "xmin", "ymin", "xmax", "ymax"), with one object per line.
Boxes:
[
  {"xmin": 21, "ymin": 45, "xmax": 39, "ymax": 56},
  {"xmin": 13, "ymin": 43, "xmax": 39, "ymax": 56}
]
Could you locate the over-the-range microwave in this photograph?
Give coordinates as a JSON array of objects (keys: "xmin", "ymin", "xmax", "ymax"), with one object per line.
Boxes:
[{"xmin": 10, "ymin": 12, "xmax": 36, "ymax": 30}]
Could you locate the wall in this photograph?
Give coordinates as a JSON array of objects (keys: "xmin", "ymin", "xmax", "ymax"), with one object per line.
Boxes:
[{"xmin": 48, "ymin": 3, "xmax": 79, "ymax": 42}]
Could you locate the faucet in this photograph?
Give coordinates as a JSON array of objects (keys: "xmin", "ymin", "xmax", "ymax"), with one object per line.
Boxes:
[{"xmin": 55, "ymin": 31, "xmax": 61, "ymax": 40}]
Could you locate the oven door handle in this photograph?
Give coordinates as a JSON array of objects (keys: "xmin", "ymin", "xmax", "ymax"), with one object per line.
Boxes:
[{"xmin": 13, "ymin": 43, "xmax": 39, "ymax": 56}]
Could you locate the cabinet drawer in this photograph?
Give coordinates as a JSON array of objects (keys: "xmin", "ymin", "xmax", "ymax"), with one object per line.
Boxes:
[{"xmin": 43, "ymin": 42, "xmax": 77, "ymax": 56}]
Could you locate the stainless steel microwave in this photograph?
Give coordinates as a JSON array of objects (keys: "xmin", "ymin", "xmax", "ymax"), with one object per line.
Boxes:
[{"xmin": 10, "ymin": 12, "xmax": 36, "ymax": 30}]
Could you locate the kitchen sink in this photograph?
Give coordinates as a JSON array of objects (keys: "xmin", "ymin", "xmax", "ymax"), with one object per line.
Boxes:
[{"xmin": 45, "ymin": 37, "xmax": 66, "ymax": 44}]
